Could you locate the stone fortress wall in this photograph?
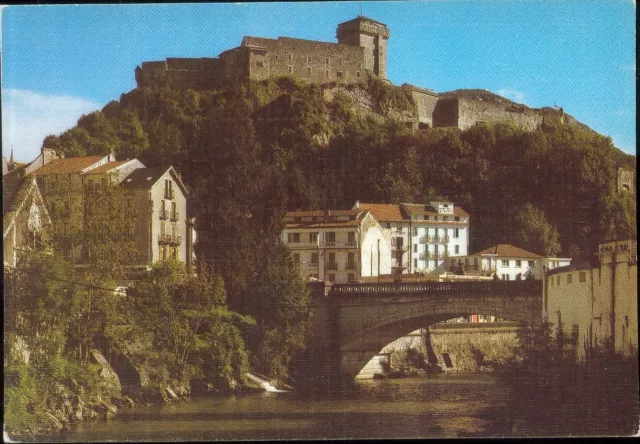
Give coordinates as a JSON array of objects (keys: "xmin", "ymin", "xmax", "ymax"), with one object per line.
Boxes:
[{"xmin": 135, "ymin": 16, "xmax": 580, "ymax": 132}]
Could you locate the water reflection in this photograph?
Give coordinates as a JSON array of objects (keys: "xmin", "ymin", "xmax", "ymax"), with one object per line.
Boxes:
[{"xmin": 45, "ymin": 374, "xmax": 510, "ymax": 441}]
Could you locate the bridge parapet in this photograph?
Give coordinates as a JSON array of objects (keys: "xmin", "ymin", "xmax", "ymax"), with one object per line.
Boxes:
[{"xmin": 328, "ymin": 280, "xmax": 541, "ymax": 297}]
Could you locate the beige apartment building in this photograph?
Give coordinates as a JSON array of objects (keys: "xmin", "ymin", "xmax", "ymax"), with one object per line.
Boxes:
[
  {"xmin": 282, "ymin": 209, "xmax": 391, "ymax": 283},
  {"xmin": 122, "ymin": 166, "xmax": 195, "ymax": 270}
]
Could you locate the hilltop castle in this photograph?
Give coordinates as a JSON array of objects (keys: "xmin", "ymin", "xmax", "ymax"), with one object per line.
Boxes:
[{"xmin": 136, "ymin": 16, "xmax": 570, "ymax": 131}]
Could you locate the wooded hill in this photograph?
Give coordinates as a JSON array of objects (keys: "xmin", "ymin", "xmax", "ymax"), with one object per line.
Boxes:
[{"xmin": 43, "ymin": 75, "xmax": 636, "ymax": 281}]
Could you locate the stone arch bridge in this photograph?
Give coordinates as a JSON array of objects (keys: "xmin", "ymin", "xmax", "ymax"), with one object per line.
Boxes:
[{"xmin": 306, "ymin": 280, "xmax": 542, "ymax": 378}]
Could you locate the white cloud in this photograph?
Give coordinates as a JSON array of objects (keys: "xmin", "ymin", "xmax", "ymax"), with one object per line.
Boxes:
[
  {"xmin": 1, "ymin": 89, "xmax": 102, "ymax": 163},
  {"xmin": 496, "ymin": 88, "xmax": 526, "ymax": 104}
]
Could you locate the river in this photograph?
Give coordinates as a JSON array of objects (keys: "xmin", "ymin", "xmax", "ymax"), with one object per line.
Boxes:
[{"xmin": 44, "ymin": 374, "xmax": 513, "ymax": 441}]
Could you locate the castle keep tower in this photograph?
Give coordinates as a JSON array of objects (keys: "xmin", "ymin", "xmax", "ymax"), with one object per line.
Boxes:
[{"xmin": 337, "ymin": 16, "xmax": 390, "ymax": 79}]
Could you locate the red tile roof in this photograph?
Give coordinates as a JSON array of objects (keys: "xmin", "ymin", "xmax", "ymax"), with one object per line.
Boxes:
[
  {"xmin": 284, "ymin": 209, "xmax": 369, "ymax": 228},
  {"xmin": 82, "ymin": 160, "xmax": 129, "ymax": 175},
  {"xmin": 30, "ymin": 156, "xmax": 105, "ymax": 176},
  {"xmin": 475, "ymin": 244, "xmax": 543, "ymax": 259},
  {"xmin": 357, "ymin": 203, "xmax": 405, "ymax": 222},
  {"xmin": 285, "ymin": 210, "xmax": 362, "ymax": 218}
]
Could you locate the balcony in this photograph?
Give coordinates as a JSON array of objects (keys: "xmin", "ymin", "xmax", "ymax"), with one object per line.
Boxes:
[
  {"xmin": 419, "ymin": 252, "xmax": 431, "ymax": 260},
  {"xmin": 170, "ymin": 211, "xmax": 179, "ymax": 221},
  {"xmin": 158, "ymin": 233, "xmax": 182, "ymax": 245},
  {"xmin": 443, "ymin": 236, "xmax": 450, "ymax": 243},
  {"xmin": 326, "ymin": 262, "xmax": 338, "ymax": 270},
  {"xmin": 165, "ymin": 189, "xmax": 175, "ymax": 200},
  {"xmin": 345, "ymin": 241, "xmax": 357, "ymax": 248},
  {"xmin": 419, "ymin": 236, "xmax": 429, "ymax": 244},
  {"xmin": 160, "ymin": 209, "xmax": 169, "ymax": 220}
]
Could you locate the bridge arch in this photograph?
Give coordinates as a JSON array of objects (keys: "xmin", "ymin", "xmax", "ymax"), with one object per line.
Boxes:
[{"xmin": 308, "ymin": 281, "xmax": 542, "ymax": 378}]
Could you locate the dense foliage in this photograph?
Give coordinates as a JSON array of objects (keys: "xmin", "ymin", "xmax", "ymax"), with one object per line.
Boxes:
[
  {"xmin": 45, "ymin": 76, "xmax": 635, "ymax": 262},
  {"xmin": 495, "ymin": 323, "xmax": 639, "ymax": 435}
]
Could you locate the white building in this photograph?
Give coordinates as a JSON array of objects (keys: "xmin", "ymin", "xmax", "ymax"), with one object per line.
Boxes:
[
  {"xmin": 446, "ymin": 244, "xmax": 571, "ymax": 281},
  {"xmin": 353, "ymin": 201, "xmax": 470, "ymax": 275},
  {"xmin": 282, "ymin": 209, "xmax": 391, "ymax": 283}
]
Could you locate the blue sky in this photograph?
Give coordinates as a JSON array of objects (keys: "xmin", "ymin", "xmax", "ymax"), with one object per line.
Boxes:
[{"xmin": 2, "ymin": 1, "xmax": 636, "ymax": 162}]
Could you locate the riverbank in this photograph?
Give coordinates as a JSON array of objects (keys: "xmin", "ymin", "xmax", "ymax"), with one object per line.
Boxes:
[{"xmin": 28, "ymin": 374, "xmax": 512, "ymax": 441}]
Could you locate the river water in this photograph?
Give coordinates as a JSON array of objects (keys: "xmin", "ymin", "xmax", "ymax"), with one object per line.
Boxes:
[{"xmin": 45, "ymin": 374, "xmax": 513, "ymax": 441}]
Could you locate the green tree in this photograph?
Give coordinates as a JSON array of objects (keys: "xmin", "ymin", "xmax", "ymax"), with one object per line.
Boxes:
[{"xmin": 511, "ymin": 203, "xmax": 561, "ymax": 256}]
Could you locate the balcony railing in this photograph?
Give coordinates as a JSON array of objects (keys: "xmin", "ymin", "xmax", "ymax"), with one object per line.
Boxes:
[
  {"xmin": 286, "ymin": 240, "xmax": 358, "ymax": 249},
  {"xmin": 160, "ymin": 209, "xmax": 169, "ymax": 220},
  {"xmin": 326, "ymin": 263, "xmax": 338, "ymax": 270},
  {"xmin": 419, "ymin": 252, "xmax": 431, "ymax": 260},
  {"xmin": 165, "ymin": 189, "xmax": 175, "ymax": 200},
  {"xmin": 158, "ymin": 234, "xmax": 182, "ymax": 245},
  {"xmin": 443, "ymin": 236, "xmax": 450, "ymax": 243},
  {"xmin": 419, "ymin": 236, "xmax": 429, "ymax": 244},
  {"xmin": 170, "ymin": 211, "xmax": 179, "ymax": 221}
]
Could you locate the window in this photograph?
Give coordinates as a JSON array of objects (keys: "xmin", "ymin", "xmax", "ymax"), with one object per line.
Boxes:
[
  {"xmin": 356, "ymin": 71, "xmax": 361, "ymax": 78},
  {"xmin": 348, "ymin": 232, "xmax": 355, "ymax": 243},
  {"xmin": 337, "ymin": 71, "xmax": 344, "ymax": 78},
  {"xmin": 328, "ymin": 252, "xmax": 336, "ymax": 264},
  {"xmin": 455, "ymin": 216, "xmax": 460, "ymax": 221},
  {"xmin": 567, "ymin": 274, "xmax": 573, "ymax": 284},
  {"xmin": 328, "ymin": 273, "xmax": 335, "ymax": 282},
  {"xmin": 528, "ymin": 261, "xmax": 535, "ymax": 267},
  {"xmin": 171, "ymin": 247, "xmax": 178, "ymax": 260},
  {"xmin": 413, "ymin": 244, "xmax": 418, "ymax": 253},
  {"xmin": 455, "ymin": 245, "xmax": 460, "ymax": 254},
  {"xmin": 325, "ymin": 57, "xmax": 330, "ymax": 65},
  {"xmin": 454, "ymin": 228, "xmax": 459, "ymax": 238},
  {"xmin": 579, "ymin": 271, "xmax": 586, "ymax": 283},
  {"xmin": 306, "ymin": 67, "xmax": 312, "ymax": 76},
  {"xmin": 348, "ymin": 273, "xmax": 355, "ymax": 282},
  {"xmin": 159, "ymin": 246, "xmax": 166, "ymax": 263},
  {"xmin": 287, "ymin": 233, "xmax": 300, "ymax": 243},
  {"xmin": 391, "ymin": 237, "xmax": 397, "ymax": 247},
  {"xmin": 557, "ymin": 276, "xmax": 561, "ymax": 285},
  {"xmin": 414, "ymin": 259, "xmax": 417, "ymax": 268},
  {"xmin": 502, "ymin": 260, "xmax": 509, "ymax": 267},
  {"xmin": 293, "ymin": 253, "xmax": 300, "ymax": 264},
  {"xmin": 516, "ymin": 273, "xmax": 522, "ymax": 281},
  {"xmin": 325, "ymin": 69, "xmax": 330, "ymax": 77},
  {"xmin": 311, "ymin": 252, "xmax": 318, "ymax": 264},
  {"xmin": 288, "ymin": 53, "xmax": 293, "ymax": 61},
  {"xmin": 502, "ymin": 274, "xmax": 509, "ymax": 281},
  {"xmin": 413, "ymin": 228, "xmax": 418, "ymax": 236},
  {"xmin": 306, "ymin": 55, "xmax": 311, "ymax": 64},
  {"xmin": 516, "ymin": 260, "xmax": 522, "ymax": 267},
  {"xmin": 550, "ymin": 277, "xmax": 554, "ymax": 286},
  {"xmin": 288, "ymin": 65, "xmax": 293, "ymax": 74},
  {"xmin": 326, "ymin": 232, "xmax": 336, "ymax": 243},
  {"xmin": 386, "ymin": 222, "xmax": 391, "ymax": 228},
  {"xmin": 256, "ymin": 61, "xmax": 264, "ymax": 68},
  {"xmin": 309, "ymin": 232, "xmax": 318, "ymax": 243},
  {"xmin": 357, "ymin": 62, "xmax": 362, "ymax": 68},
  {"xmin": 347, "ymin": 252, "xmax": 355, "ymax": 269},
  {"xmin": 161, "ymin": 221, "xmax": 166, "ymax": 236}
]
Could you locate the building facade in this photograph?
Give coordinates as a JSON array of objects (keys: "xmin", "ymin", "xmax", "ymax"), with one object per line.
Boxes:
[
  {"xmin": 122, "ymin": 166, "xmax": 195, "ymax": 270},
  {"xmin": 353, "ymin": 201, "xmax": 470, "ymax": 276},
  {"xmin": 3, "ymin": 172, "xmax": 53, "ymax": 268},
  {"xmin": 446, "ymin": 244, "xmax": 571, "ymax": 281},
  {"xmin": 282, "ymin": 209, "xmax": 391, "ymax": 283},
  {"xmin": 544, "ymin": 239, "xmax": 637, "ymax": 360}
]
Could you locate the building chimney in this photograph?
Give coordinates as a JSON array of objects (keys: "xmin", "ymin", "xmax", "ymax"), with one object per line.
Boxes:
[{"xmin": 354, "ymin": 200, "xmax": 360, "ymax": 209}]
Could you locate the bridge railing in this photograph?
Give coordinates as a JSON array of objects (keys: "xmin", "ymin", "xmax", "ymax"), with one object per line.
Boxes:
[{"xmin": 327, "ymin": 280, "xmax": 541, "ymax": 296}]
